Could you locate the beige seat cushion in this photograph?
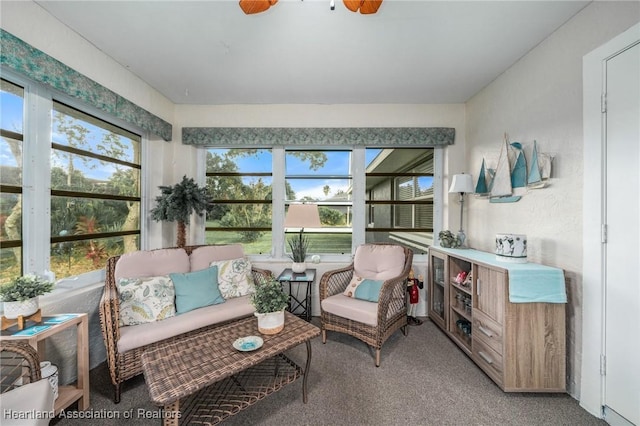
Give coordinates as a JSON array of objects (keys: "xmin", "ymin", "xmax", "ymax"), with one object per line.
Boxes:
[
  {"xmin": 353, "ymin": 244, "xmax": 405, "ymax": 280},
  {"xmin": 321, "ymin": 294, "xmax": 379, "ymax": 326},
  {"xmin": 1, "ymin": 379, "xmax": 54, "ymax": 426},
  {"xmin": 118, "ymin": 295, "xmax": 255, "ymax": 353}
]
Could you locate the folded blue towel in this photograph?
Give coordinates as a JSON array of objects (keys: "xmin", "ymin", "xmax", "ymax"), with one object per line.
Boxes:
[{"xmin": 508, "ymin": 267, "xmax": 567, "ymax": 303}]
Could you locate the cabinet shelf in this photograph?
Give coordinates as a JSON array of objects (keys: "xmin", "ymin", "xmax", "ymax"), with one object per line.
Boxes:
[
  {"xmin": 451, "ymin": 304, "xmax": 472, "ymax": 322},
  {"xmin": 450, "ymin": 280, "xmax": 472, "ymax": 295}
]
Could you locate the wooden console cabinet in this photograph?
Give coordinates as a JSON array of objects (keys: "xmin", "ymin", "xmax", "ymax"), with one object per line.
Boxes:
[{"xmin": 428, "ymin": 247, "xmax": 566, "ymax": 392}]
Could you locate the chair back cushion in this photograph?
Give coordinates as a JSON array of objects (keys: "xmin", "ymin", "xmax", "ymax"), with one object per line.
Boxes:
[{"xmin": 353, "ymin": 244, "xmax": 406, "ymax": 280}]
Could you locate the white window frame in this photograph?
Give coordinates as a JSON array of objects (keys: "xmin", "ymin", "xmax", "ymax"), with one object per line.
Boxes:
[{"xmin": 2, "ymin": 70, "xmax": 149, "ymax": 290}]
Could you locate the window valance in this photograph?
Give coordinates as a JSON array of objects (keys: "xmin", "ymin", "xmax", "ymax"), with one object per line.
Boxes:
[
  {"xmin": 0, "ymin": 29, "xmax": 172, "ymax": 141},
  {"xmin": 182, "ymin": 127, "xmax": 454, "ymax": 147}
]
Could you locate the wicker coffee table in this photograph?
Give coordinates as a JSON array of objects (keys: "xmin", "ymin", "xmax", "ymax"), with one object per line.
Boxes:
[{"xmin": 141, "ymin": 312, "xmax": 320, "ymax": 425}]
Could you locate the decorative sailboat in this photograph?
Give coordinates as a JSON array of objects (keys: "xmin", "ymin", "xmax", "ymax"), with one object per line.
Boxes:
[
  {"xmin": 489, "ymin": 134, "xmax": 523, "ymax": 203},
  {"xmin": 527, "ymin": 140, "xmax": 553, "ymax": 189},
  {"xmin": 474, "ymin": 158, "xmax": 490, "ymax": 197}
]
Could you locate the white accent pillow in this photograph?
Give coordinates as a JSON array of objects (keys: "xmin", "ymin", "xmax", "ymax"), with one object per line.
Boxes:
[
  {"xmin": 117, "ymin": 275, "xmax": 176, "ymax": 326},
  {"xmin": 210, "ymin": 258, "xmax": 255, "ymax": 299}
]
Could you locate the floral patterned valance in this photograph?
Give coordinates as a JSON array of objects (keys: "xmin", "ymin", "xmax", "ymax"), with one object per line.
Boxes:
[
  {"xmin": 182, "ymin": 127, "xmax": 455, "ymax": 146},
  {"xmin": 0, "ymin": 29, "xmax": 172, "ymax": 141}
]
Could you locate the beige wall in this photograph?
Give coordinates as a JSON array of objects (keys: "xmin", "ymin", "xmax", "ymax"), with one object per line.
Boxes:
[{"xmin": 465, "ymin": 1, "xmax": 640, "ymax": 398}]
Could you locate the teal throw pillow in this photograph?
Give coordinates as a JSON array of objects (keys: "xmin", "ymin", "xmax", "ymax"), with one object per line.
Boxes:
[
  {"xmin": 170, "ymin": 266, "xmax": 225, "ymax": 314},
  {"xmin": 344, "ymin": 276, "xmax": 386, "ymax": 302}
]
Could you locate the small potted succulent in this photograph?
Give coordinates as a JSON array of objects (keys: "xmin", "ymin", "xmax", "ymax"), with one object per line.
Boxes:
[
  {"xmin": 250, "ymin": 279, "xmax": 290, "ymax": 335},
  {"xmin": 287, "ymin": 231, "xmax": 310, "ymax": 273},
  {"xmin": 0, "ymin": 274, "xmax": 55, "ymax": 319}
]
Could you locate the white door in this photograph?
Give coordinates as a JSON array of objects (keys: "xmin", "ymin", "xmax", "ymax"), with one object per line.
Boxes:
[{"xmin": 604, "ymin": 41, "xmax": 640, "ymax": 426}]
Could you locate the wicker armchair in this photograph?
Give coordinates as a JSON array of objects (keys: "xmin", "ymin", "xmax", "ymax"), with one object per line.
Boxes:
[
  {"xmin": 99, "ymin": 245, "xmax": 274, "ymax": 403},
  {"xmin": 1, "ymin": 341, "xmax": 54, "ymax": 425},
  {"xmin": 319, "ymin": 243, "xmax": 413, "ymax": 366}
]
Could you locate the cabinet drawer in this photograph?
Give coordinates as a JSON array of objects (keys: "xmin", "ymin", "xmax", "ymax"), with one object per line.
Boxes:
[
  {"xmin": 473, "ymin": 310, "xmax": 503, "ymax": 355},
  {"xmin": 473, "ymin": 337, "xmax": 504, "ymax": 386}
]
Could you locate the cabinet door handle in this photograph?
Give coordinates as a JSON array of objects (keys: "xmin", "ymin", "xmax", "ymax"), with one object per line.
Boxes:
[
  {"xmin": 478, "ymin": 351, "xmax": 493, "ymax": 364},
  {"xmin": 479, "ymin": 325, "xmax": 493, "ymax": 337},
  {"xmin": 476, "ymin": 278, "xmax": 481, "ymax": 296}
]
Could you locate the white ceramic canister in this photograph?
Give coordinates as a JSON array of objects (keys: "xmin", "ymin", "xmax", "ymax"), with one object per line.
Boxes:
[
  {"xmin": 495, "ymin": 233, "xmax": 527, "ymax": 263},
  {"xmin": 40, "ymin": 361, "xmax": 59, "ymax": 399}
]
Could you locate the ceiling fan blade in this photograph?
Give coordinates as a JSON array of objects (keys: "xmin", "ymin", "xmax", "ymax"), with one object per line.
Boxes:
[
  {"xmin": 239, "ymin": 0, "xmax": 277, "ymax": 15},
  {"xmin": 343, "ymin": 0, "xmax": 362, "ymax": 12},
  {"xmin": 359, "ymin": 0, "xmax": 383, "ymax": 14}
]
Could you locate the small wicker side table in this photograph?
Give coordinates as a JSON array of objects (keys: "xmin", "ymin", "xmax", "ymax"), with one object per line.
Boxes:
[{"xmin": 141, "ymin": 312, "xmax": 320, "ymax": 425}]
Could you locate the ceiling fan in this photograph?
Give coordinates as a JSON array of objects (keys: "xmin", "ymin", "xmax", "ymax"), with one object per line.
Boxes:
[{"xmin": 239, "ymin": 0, "xmax": 383, "ymax": 15}]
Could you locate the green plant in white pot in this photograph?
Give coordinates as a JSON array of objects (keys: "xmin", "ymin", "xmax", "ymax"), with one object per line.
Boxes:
[
  {"xmin": 0, "ymin": 274, "xmax": 55, "ymax": 319},
  {"xmin": 250, "ymin": 279, "xmax": 289, "ymax": 335}
]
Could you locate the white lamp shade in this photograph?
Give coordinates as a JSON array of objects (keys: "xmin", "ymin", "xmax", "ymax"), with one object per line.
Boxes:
[
  {"xmin": 449, "ymin": 174, "xmax": 474, "ymax": 194},
  {"xmin": 284, "ymin": 204, "xmax": 322, "ymax": 228}
]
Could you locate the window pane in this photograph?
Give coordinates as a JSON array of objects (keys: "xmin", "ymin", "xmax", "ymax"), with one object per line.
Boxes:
[
  {"xmin": 206, "ymin": 149, "xmax": 273, "ymax": 255},
  {"xmin": 51, "ymin": 196, "xmax": 139, "ymax": 237},
  {"xmin": 51, "ymin": 155, "xmax": 140, "ymax": 196},
  {"xmin": 1, "ymin": 79, "xmax": 23, "ymax": 134},
  {"xmin": 286, "ymin": 150, "xmax": 351, "ymax": 202},
  {"xmin": 206, "ymin": 230, "xmax": 273, "ymax": 255},
  {"xmin": 53, "ymin": 103, "xmax": 139, "ymax": 164},
  {"xmin": 366, "ymin": 148, "xmax": 434, "ymax": 254},
  {"xmin": 1, "ymin": 79, "xmax": 23, "ymax": 277},
  {"xmin": 0, "ymin": 247, "xmax": 21, "ymax": 284},
  {"xmin": 285, "ymin": 231, "xmax": 352, "ymax": 255},
  {"xmin": 51, "ymin": 101, "xmax": 141, "ymax": 279},
  {"xmin": 50, "ymin": 235, "xmax": 139, "ymax": 278},
  {"xmin": 0, "ymin": 136, "xmax": 22, "ymax": 185},
  {"xmin": 207, "ymin": 148, "xmax": 271, "ymax": 173}
]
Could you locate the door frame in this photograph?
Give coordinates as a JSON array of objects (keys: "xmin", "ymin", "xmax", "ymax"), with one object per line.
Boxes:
[{"xmin": 582, "ymin": 22, "xmax": 640, "ymax": 419}]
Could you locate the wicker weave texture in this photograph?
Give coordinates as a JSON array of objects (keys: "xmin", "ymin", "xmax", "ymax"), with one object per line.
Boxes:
[
  {"xmin": 179, "ymin": 354, "xmax": 301, "ymax": 425},
  {"xmin": 98, "ymin": 244, "xmax": 275, "ymax": 402},
  {"xmin": 319, "ymin": 243, "xmax": 413, "ymax": 365},
  {"xmin": 141, "ymin": 312, "xmax": 319, "ymax": 406},
  {"xmin": 0, "ymin": 341, "xmax": 41, "ymax": 393}
]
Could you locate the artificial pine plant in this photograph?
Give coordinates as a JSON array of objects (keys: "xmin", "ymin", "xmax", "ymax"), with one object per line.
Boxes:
[{"xmin": 150, "ymin": 176, "xmax": 210, "ymax": 248}]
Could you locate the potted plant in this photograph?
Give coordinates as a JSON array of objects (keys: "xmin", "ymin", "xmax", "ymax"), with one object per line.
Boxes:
[
  {"xmin": 150, "ymin": 175, "xmax": 210, "ymax": 248},
  {"xmin": 0, "ymin": 274, "xmax": 55, "ymax": 319},
  {"xmin": 250, "ymin": 279, "xmax": 290, "ymax": 335},
  {"xmin": 287, "ymin": 231, "xmax": 310, "ymax": 273}
]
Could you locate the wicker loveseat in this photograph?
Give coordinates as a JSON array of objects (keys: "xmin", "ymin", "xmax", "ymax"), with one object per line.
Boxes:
[{"xmin": 99, "ymin": 244, "xmax": 273, "ymax": 403}]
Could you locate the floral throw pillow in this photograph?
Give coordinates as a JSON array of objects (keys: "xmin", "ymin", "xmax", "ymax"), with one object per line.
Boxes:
[
  {"xmin": 343, "ymin": 275, "xmax": 385, "ymax": 303},
  {"xmin": 209, "ymin": 258, "xmax": 255, "ymax": 299},
  {"xmin": 117, "ymin": 275, "xmax": 176, "ymax": 326}
]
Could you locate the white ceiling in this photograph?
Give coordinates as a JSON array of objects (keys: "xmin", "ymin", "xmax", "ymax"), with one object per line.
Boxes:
[{"xmin": 34, "ymin": 0, "xmax": 590, "ymax": 105}]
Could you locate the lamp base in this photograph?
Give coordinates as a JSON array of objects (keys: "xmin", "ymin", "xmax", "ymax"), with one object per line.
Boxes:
[{"xmin": 457, "ymin": 230, "xmax": 469, "ymax": 248}]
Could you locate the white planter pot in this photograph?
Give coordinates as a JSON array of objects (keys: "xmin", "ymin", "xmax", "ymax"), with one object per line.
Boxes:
[
  {"xmin": 291, "ymin": 262, "xmax": 306, "ymax": 273},
  {"xmin": 3, "ymin": 297, "xmax": 39, "ymax": 319},
  {"xmin": 255, "ymin": 310, "xmax": 285, "ymax": 335}
]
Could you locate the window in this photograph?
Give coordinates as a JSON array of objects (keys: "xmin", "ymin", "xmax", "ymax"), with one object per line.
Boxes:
[
  {"xmin": 0, "ymin": 76, "xmax": 143, "ymax": 284},
  {"xmin": 50, "ymin": 102, "xmax": 141, "ymax": 279},
  {"xmin": 205, "ymin": 148, "xmax": 273, "ymax": 254},
  {"xmin": 285, "ymin": 149, "xmax": 352, "ymax": 255},
  {"xmin": 203, "ymin": 146, "xmax": 437, "ymax": 259},
  {"xmin": 366, "ymin": 148, "xmax": 434, "ymax": 254},
  {"xmin": 0, "ymin": 79, "xmax": 24, "ymax": 283}
]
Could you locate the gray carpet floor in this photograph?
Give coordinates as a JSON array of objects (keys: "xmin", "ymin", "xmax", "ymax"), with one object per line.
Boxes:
[{"xmin": 52, "ymin": 318, "xmax": 604, "ymax": 426}]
